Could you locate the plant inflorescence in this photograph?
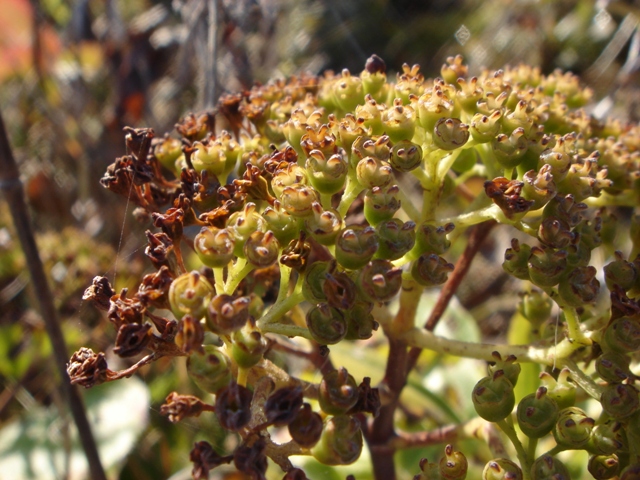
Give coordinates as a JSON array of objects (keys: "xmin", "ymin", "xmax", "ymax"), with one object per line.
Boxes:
[{"xmin": 71, "ymin": 54, "xmax": 640, "ymax": 479}]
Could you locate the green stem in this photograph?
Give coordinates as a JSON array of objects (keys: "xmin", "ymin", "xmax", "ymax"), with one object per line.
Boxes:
[
  {"xmin": 320, "ymin": 192, "xmax": 333, "ymax": 210},
  {"xmin": 527, "ymin": 437, "xmax": 538, "ymax": 465},
  {"xmin": 562, "ymin": 359, "xmax": 605, "ymax": 399},
  {"xmin": 395, "ymin": 186, "xmax": 421, "ymax": 224},
  {"xmin": 259, "ymin": 323, "xmax": 312, "ymax": 340},
  {"xmin": 275, "ymin": 265, "xmax": 292, "ymax": 305},
  {"xmin": 224, "ymin": 257, "xmax": 254, "ymax": 295},
  {"xmin": 337, "ymin": 174, "xmax": 364, "ymax": 218},
  {"xmin": 439, "ymin": 204, "xmax": 502, "ymax": 230},
  {"xmin": 257, "ymin": 290, "xmax": 305, "ymax": 326},
  {"xmin": 213, "ymin": 267, "xmax": 225, "ymax": 295},
  {"xmin": 497, "ymin": 417, "xmax": 531, "ymax": 479}
]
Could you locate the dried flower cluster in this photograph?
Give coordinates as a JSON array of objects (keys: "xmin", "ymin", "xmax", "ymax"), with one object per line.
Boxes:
[{"xmin": 72, "ymin": 54, "xmax": 640, "ymax": 479}]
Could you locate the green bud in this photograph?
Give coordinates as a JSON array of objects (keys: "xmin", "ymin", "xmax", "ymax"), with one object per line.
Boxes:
[
  {"xmin": 283, "ymin": 109, "xmax": 323, "ymax": 157},
  {"xmin": 194, "ymin": 227, "xmax": 236, "ymax": 268},
  {"xmin": 432, "ymin": 118, "xmax": 470, "ymax": 151},
  {"xmin": 154, "ymin": 136, "xmax": 183, "ymax": 171},
  {"xmin": 558, "ymin": 265, "xmax": 600, "ymax": 307},
  {"xmin": 537, "ymin": 217, "xmax": 574, "ymax": 249},
  {"xmin": 530, "ymin": 454, "xmax": 571, "ymax": 480},
  {"xmin": 244, "ymin": 230, "xmax": 280, "ymax": 268},
  {"xmin": 482, "ymin": 458, "xmax": 523, "ymax": 480},
  {"xmin": 553, "ymin": 406, "xmax": 595, "ymax": 449},
  {"xmin": 362, "ymin": 55, "xmax": 387, "ymax": 101},
  {"xmin": 539, "ymin": 369, "xmax": 576, "ymax": 410},
  {"xmin": 456, "ymin": 77, "xmax": 483, "ymax": 113},
  {"xmin": 272, "ymin": 163, "xmax": 308, "ymax": 199},
  {"xmin": 191, "ymin": 137, "xmax": 237, "ymax": 181},
  {"xmin": 358, "ymin": 259, "xmax": 403, "ymax": 303},
  {"xmin": 604, "ymin": 251, "xmax": 637, "ymax": 291},
  {"xmin": 302, "ymin": 261, "xmax": 332, "ymax": 304},
  {"xmin": 305, "ymin": 149, "xmax": 348, "ymax": 195},
  {"xmin": 416, "ymin": 458, "xmax": 441, "ymax": 480},
  {"xmin": 414, "ymin": 222, "xmax": 455, "ymax": 256},
  {"xmin": 344, "ymin": 301, "xmax": 379, "ymax": 340},
  {"xmin": 412, "ymin": 253, "xmax": 454, "ymax": 287},
  {"xmin": 470, "ymin": 110, "xmax": 502, "ymax": 143},
  {"xmin": 522, "ymin": 165, "xmax": 557, "ymax": 210},
  {"xmin": 595, "ymin": 351, "xmax": 632, "ymax": 384},
  {"xmin": 262, "ymin": 201, "xmax": 298, "ymax": 246},
  {"xmin": 390, "ymin": 140, "xmax": 423, "ymax": 172},
  {"xmin": 356, "ymin": 157, "xmax": 394, "ymax": 189},
  {"xmin": 280, "ymin": 185, "xmax": 320, "ymax": 218},
  {"xmin": 439, "ymin": 444, "xmax": 468, "ymax": 480},
  {"xmin": 187, "ymin": 345, "xmax": 233, "ymax": 394},
  {"xmin": 231, "ymin": 324, "xmax": 268, "ymax": 368},
  {"xmin": 487, "ymin": 351, "xmax": 521, "ymax": 388},
  {"xmin": 334, "ymin": 113, "xmax": 368, "ymax": 155},
  {"xmin": 306, "ymin": 302, "xmax": 347, "ymax": 345},
  {"xmin": 364, "ymin": 185, "xmax": 401, "ymax": 226},
  {"xmin": 351, "ymin": 135, "xmax": 391, "ymax": 167},
  {"xmin": 169, "ymin": 271, "xmax": 213, "ymax": 320},
  {"xmin": 602, "ymin": 316, "xmax": 640, "ymax": 353},
  {"xmin": 375, "ymin": 219, "xmax": 416, "ymax": 261},
  {"xmin": 416, "ymin": 87, "xmax": 456, "ymax": 132},
  {"xmin": 588, "ymin": 454, "xmax": 619, "ymax": 479},
  {"xmin": 527, "ymin": 246, "xmax": 567, "ymax": 287},
  {"xmin": 538, "ymin": 149, "xmax": 570, "ymax": 184},
  {"xmin": 503, "ymin": 239, "xmax": 532, "ymax": 281},
  {"xmin": 382, "ymin": 99, "xmax": 416, "ymax": 143},
  {"xmin": 502, "ymin": 100, "xmax": 535, "ymax": 137},
  {"xmin": 516, "ymin": 387, "xmax": 559, "ymax": 438},
  {"xmin": 600, "ymin": 383, "xmax": 640, "ymax": 421},
  {"xmin": 335, "ymin": 225, "xmax": 379, "ymax": 270},
  {"xmin": 518, "ymin": 289, "xmax": 552, "ymax": 329},
  {"xmin": 332, "ymin": 69, "xmax": 364, "ymax": 112},
  {"xmin": 318, "ymin": 368, "xmax": 359, "ymax": 415},
  {"xmin": 205, "ymin": 294, "xmax": 250, "ymax": 335},
  {"xmin": 355, "ymin": 97, "xmax": 385, "ymax": 136},
  {"xmin": 311, "ymin": 415, "xmax": 363, "ymax": 466},
  {"xmin": 227, "ymin": 202, "xmax": 267, "ymax": 258},
  {"xmin": 472, "ymin": 371, "xmax": 516, "ymax": 423},
  {"xmin": 543, "ymin": 194, "xmax": 587, "ymax": 229},
  {"xmin": 305, "ymin": 202, "xmax": 343, "ymax": 246},
  {"xmin": 586, "ymin": 420, "xmax": 625, "ymax": 455}
]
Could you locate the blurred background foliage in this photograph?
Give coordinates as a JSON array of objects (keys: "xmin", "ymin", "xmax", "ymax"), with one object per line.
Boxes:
[{"xmin": 0, "ymin": 0, "xmax": 639, "ymax": 478}]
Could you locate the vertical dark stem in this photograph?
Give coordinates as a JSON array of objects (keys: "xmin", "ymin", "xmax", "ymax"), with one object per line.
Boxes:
[{"xmin": 0, "ymin": 112, "xmax": 107, "ymax": 480}]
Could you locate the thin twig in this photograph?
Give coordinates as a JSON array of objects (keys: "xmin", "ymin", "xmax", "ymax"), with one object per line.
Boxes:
[{"xmin": 0, "ymin": 111, "xmax": 107, "ymax": 480}]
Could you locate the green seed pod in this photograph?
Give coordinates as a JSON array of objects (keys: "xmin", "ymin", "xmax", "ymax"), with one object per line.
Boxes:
[
  {"xmin": 280, "ymin": 185, "xmax": 320, "ymax": 218},
  {"xmin": 169, "ymin": 271, "xmax": 214, "ymax": 320},
  {"xmin": 300, "ymin": 124, "xmax": 337, "ymax": 159},
  {"xmin": 332, "ymin": 69, "xmax": 364, "ymax": 112},
  {"xmin": 350, "ymin": 134, "xmax": 391, "ymax": 166},
  {"xmin": 262, "ymin": 201, "xmax": 298, "ymax": 246},
  {"xmin": 358, "ymin": 259, "xmax": 403, "ymax": 303},
  {"xmin": 355, "ymin": 98, "xmax": 385, "ymax": 136},
  {"xmin": 601, "ymin": 383, "xmax": 640, "ymax": 420},
  {"xmin": 564, "ymin": 242, "xmax": 592, "ymax": 269},
  {"xmin": 543, "ymin": 194, "xmax": 587, "ymax": 229},
  {"xmin": 382, "ymin": 98, "xmax": 416, "ymax": 143},
  {"xmin": 439, "ymin": 444, "xmax": 468, "ymax": 480},
  {"xmin": 604, "ymin": 251, "xmax": 638, "ymax": 291},
  {"xmin": 414, "ymin": 222, "xmax": 455, "ymax": 256},
  {"xmin": 487, "ymin": 352, "xmax": 521, "ymax": 388},
  {"xmin": 187, "ymin": 345, "xmax": 233, "ymax": 394},
  {"xmin": 335, "ymin": 225, "xmax": 379, "ymax": 270},
  {"xmin": 334, "ymin": 114, "xmax": 368, "ymax": 155},
  {"xmin": 311, "ymin": 415, "xmax": 363, "ymax": 466},
  {"xmin": 518, "ymin": 289, "xmax": 552, "ymax": 329},
  {"xmin": 154, "ymin": 136, "xmax": 183, "ymax": 171},
  {"xmin": 227, "ymin": 203, "xmax": 267, "ymax": 258},
  {"xmin": 516, "ymin": 387, "xmax": 559, "ymax": 438},
  {"xmin": 492, "ymin": 128, "xmax": 528, "ymax": 169},
  {"xmin": 364, "ymin": 185, "xmax": 401, "ymax": 226},
  {"xmin": 288, "ymin": 403, "xmax": 323, "ymax": 448},
  {"xmin": 205, "ymin": 294, "xmax": 250, "ymax": 335},
  {"xmin": 231, "ymin": 324, "xmax": 268, "ymax": 368},
  {"xmin": 411, "ymin": 253, "xmax": 454, "ymax": 287},
  {"xmin": 539, "ymin": 369, "xmax": 576, "ymax": 410},
  {"xmin": 588, "ymin": 454, "xmax": 619, "ymax": 480},
  {"xmin": 390, "ymin": 140, "xmax": 423, "ymax": 172},
  {"xmin": 356, "ymin": 157, "xmax": 394, "ymax": 189},
  {"xmin": 306, "ymin": 302, "xmax": 347, "ymax": 345},
  {"xmin": 322, "ymin": 270, "xmax": 357, "ymax": 310},
  {"xmin": 558, "ymin": 265, "xmax": 600, "ymax": 307},
  {"xmin": 191, "ymin": 139, "xmax": 235, "ymax": 180},
  {"xmin": 527, "ymin": 246, "xmax": 567, "ymax": 288},
  {"xmin": 416, "ymin": 87, "xmax": 455, "ymax": 132},
  {"xmin": 344, "ymin": 301, "xmax": 379, "ymax": 340},
  {"xmin": 416, "ymin": 458, "xmax": 441, "ymax": 480},
  {"xmin": 305, "ymin": 149, "xmax": 348, "ymax": 195},
  {"xmin": 472, "ymin": 371, "xmax": 516, "ymax": 423},
  {"xmin": 305, "ymin": 202, "xmax": 343, "ymax": 246},
  {"xmin": 595, "ymin": 351, "xmax": 632, "ymax": 384},
  {"xmin": 455, "ymin": 76, "xmax": 483, "ymax": 113},
  {"xmin": 482, "ymin": 458, "xmax": 523, "ymax": 480},
  {"xmin": 530, "ymin": 454, "xmax": 571, "ymax": 480},
  {"xmin": 194, "ymin": 227, "xmax": 236, "ymax": 268},
  {"xmin": 432, "ymin": 118, "xmax": 470, "ymax": 151},
  {"xmin": 318, "ymin": 368, "xmax": 359, "ymax": 415},
  {"xmin": 522, "ymin": 165, "xmax": 557, "ymax": 210},
  {"xmin": 587, "ymin": 420, "xmax": 625, "ymax": 455},
  {"xmin": 538, "ymin": 149, "xmax": 571, "ymax": 183},
  {"xmin": 470, "ymin": 110, "xmax": 502, "ymax": 143},
  {"xmin": 244, "ymin": 230, "xmax": 280, "ymax": 268},
  {"xmin": 375, "ymin": 219, "xmax": 416, "ymax": 261},
  {"xmin": 537, "ymin": 217, "xmax": 574, "ymax": 249},
  {"xmin": 553, "ymin": 406, "xmax": 595, "ymax": 449},
  {"xmin": 302, "ymin": 261, "xmax": 332, "ymax": 304},
  {"xmin": 503, "ymin": 239, "xmax": 532, "ymax": 281},
  {"xmin": 602, "ymin": 316, "xmax": 640, "ymax": 353}
]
